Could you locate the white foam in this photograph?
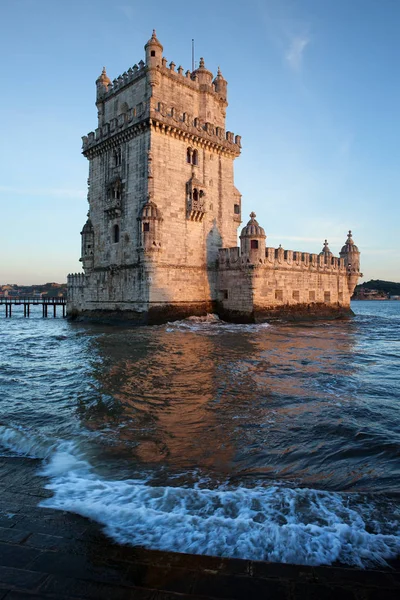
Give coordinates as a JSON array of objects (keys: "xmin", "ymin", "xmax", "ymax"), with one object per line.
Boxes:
[
  {"xmin": 0, "ymin": 425, "xmax": 55, "ymax": 459},
  {"xmin": 165, "ymin": 314, "xmax": 271, "ymax": 334},
  {"xmin": 40, "ymin": 446, "xmax": 400, "ymax": 567}
]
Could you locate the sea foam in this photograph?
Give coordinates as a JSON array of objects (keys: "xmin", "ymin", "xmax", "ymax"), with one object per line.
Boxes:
[{"xmin": 39, "ymin": 444, "xmax": 400, "ymax": 568}]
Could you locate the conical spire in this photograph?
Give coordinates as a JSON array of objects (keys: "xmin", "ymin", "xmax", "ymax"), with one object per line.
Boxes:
[{"xmin": 145, "ymin": 29, "xmax": 163, "ymax": 50}]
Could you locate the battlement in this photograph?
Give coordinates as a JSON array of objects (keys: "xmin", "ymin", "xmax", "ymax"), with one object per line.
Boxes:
[
  {"xmin": 82, "ymin": 101, "xmax": 241, "ymax": 155},
  {"xmin": 67, "ymin": 273, "xmax": 85, "ymax": 287},
  {"xmin": 97, "ymin": 56, "xmax": 227, "ymax": 102},
  {"xmin": 151, "ymin": 103, "xmax": 241, "ymax": 154},
  {"xmin": 218, "ymin": 246, "xmax": 346, "ymax": 272},
  {"xmin": 82, "ymin": 101, "xmax": 149, "ymax": 152}
]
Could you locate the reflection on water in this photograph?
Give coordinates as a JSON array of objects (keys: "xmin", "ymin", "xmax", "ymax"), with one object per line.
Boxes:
[
  {"xmin": 73, "ymin": 311, "xmax": 400, "ymax": 494},
  {"xmin": 1, "ymin": 303, "xmax": 400, "ymax": 566}
]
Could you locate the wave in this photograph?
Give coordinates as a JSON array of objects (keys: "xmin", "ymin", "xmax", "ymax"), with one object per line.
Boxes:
[
  {"xmin": 0, "ymin": 424, "xmax": 56, "ymax": 459},
  {"xmin": 165, "ymin": 314, "xmax": 271, "ymax": 334},
  {"xmin": 38, "ymin": 444, "xmax": 400, "ymax": 568}
]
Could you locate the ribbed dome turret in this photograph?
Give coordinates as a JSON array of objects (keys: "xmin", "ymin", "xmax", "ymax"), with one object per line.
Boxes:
[
  {"xmin": 240, "ymin": 212, "xmax": 266, "ymax": 238},
  {"xmin": 320, "ymin": 239, "xmax": 332, "ymax": 256},
  {"xmin": 145, "ymin": 29, "xmax": 163, "ymax": 51},
  {"xmin": 140, "ymin": 200, "xmax": 162, "ymax": 220},
  {"xmin": 81, "ymin": 218, "xmax": 94, "ymax": 234},
  {"xmin": 96, "ymin": 67, "xmax": 111, "ymax": 87},
  {"xmin": 340, "ymin": 230, "xmax": 359, "ymax": 254},
  {"xmin": 192, "ymin": 57, "xmax": 213, "ymax": 86},
  {"xmin": 213, "ymin": 66, "xmax": 227, "ymax": 101}
]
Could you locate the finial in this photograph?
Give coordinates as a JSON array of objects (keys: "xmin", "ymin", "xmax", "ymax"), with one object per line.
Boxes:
[
  {"xmin": 152, "ymin": 29, "xmax": 157, "ymax": 38},
  {"xmin": 102, "ymin": 66, "xmax": 106, "ymax": 74},
  {"xmin": 346, "ymin": 230, "xmax": 354, "ymax": 244},
  {"xmin": 322, "ymin": 239, "xmax": 331, "ymax": 253},
  {"xmin": 250, "ymin": 211, "xmax": 256, "ymax": 219},
  {"xmin": 199, "ymin": 57, "xmax": 205, "ymax": 68}
]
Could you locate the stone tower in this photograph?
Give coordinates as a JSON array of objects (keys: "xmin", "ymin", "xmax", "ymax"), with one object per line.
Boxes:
[{"xmin": 68, "ymin": 31, "xmax": 242, "ymax": 321}]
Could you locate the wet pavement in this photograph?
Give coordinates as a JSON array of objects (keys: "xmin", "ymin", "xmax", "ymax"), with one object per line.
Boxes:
[{"xmin": 0, "ymin": 456, "xmax": 399, "ymax": 599}]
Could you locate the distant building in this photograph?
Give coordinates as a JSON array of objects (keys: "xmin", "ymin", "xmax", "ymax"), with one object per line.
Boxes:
[{"xmin": 68, "ymin": 32, "xmax": 362, "ymax": 323}]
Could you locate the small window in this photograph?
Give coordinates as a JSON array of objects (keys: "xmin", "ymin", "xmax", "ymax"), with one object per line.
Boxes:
[
  {"xmin": 114, "ymin": 147, "xmax": 122, "ymax": 166},
  {"xmin": 187, "ymin": 148, "xmax": 191, "ymax": 163},
  {"xmin": 193, "ymin": 189, "xmax": 199, "ymax": 201},
  {"xmin": 151, "ymin": 50, "xmax": 156, "ymax": 57},
  {"xmin": 143, "ymin": 222, "xmax": 150, "ymax": 232},
  {"xmin": 293, "ymin": 290, "xmax": 300, "ymax": 301},
  {"xmin": 234, "ymin": 204, "xmax": 240, "ymax": 215},
  {"xmin": 250, "ymin": 240, "xmax": 259, "ymax": 249},
  {"xmin": 192, "ymin": 149, "xmax": 198, "ymax": 165},
  {"xmin": 113, "ymin": 224, "xmax": 120, "ymax": 243},
  {"xmin": 223, "ymin": 290, "xmax": 228, "ymax": 300},
  {"xmin": 309, "ymin": 291, "xmax": 316, "ymax": 301},
  {"xmin": 324, "ymin": 292, "xmax": 331, "ymax": 303},
  {"xmin": 275, "ymin": 290, "xmax": 283, "ymax": 301}
]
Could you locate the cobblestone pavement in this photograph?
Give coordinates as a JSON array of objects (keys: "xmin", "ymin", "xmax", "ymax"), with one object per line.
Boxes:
[{"xmin": 0, "ymin": 456, "xmax": 399, "ymax": 599}]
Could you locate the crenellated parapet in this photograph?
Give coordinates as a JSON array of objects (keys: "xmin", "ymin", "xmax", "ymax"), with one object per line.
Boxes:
[
  {"xmin": 151, "ymin": 103, "xmax": 241, "ymax": 156},
  {"xmin": 218, "ymin": 246, "xmax": 346, "ymax": 272},
  {"xmin": 67, "ymin": 273, "xmax": 85, "ymax": 287},
  {"xmin": 82, "ymin": 101, "xmax": 150, "ymax": 154},
  {"xmin": 82, "ymin": 101, "xmax": 241, "ymax": 157}
]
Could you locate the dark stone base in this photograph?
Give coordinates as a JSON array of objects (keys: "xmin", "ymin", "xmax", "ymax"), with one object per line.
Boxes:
[
  {"xmin": 67, "ymin": 302, "xmax": 217, "ymax": 326},
  {"xmin": 218, "ymin": 302, "xmax": 354, "ymax": 324},
  {"xmin": 68, "ymin": 302, "xmax": 354, "ymax": 326}
]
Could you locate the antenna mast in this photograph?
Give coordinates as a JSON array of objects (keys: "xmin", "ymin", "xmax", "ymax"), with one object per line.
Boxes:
[{"xmin": 192, "ymin": 39, "xmax": 195, "ymax": 72}]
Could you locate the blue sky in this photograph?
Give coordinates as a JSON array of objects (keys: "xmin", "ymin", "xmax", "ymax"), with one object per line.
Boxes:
[{"xmin": 1, "ymin": 0, "xmax": 399, "ymax": 284}]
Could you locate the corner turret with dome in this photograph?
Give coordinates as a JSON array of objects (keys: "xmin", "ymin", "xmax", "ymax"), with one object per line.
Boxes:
[
  {"xmin": 68, "ymin": 32, "xmax": 361, "ymax": 323},
  {"xmin": 240, "ymin": 212, "xmax": 266, "ymax": 262}
]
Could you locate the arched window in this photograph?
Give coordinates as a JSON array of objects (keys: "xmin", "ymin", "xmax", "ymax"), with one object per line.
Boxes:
[
  {"xmin": 113, "ymin": 224, "xmax": 120, "ymax": 243},
  {"xmin": 187, "ymin": 148, "xmax": 192, "ymax": 163},
  {"xmin": 143, "ymin": 222, "xmax": 150, "ymax": 232},
  {"xmin": 192, "ymin": 149, "xmax": 198, "ymax": 165},
  {"xmin": 193, "ymin": 188, "xmax": 199, "ymax": 202}
]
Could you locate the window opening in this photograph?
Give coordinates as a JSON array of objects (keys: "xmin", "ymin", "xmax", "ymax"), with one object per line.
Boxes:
[
  {"xmin": 234, "ymin": 204, "xmax": 240, "ymax": 214},
  {"xmin": 113, "ymin": 224, "xmax": 120, "ymax": 243},
  {"xmin": 250, "ymin": 240, "xmax": 259, "ymax": 249},
  {"xmin": 143, "ymin": 222, "xmax": 150, "ymax": 232}
]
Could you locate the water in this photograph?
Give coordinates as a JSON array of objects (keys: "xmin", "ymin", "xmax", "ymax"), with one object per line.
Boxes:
[{"xmin": 0, "ymin": 301, "xmax": 399, "ymax": 567}]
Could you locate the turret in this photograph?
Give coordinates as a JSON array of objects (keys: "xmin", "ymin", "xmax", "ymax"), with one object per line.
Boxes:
[
  {"xmin": 96, "ymin": 67, "xmax": 111, "ymax": 101},
  {"xmin": 137, "ymin": 200, "xmax": 163, "ymax": 255},
  {"xmin": 145, "ymin": 29, "xmax": 163, "ymax": 68},
  {"xmin": 340, "ymin": 231, "xmax": 360, "ymax": 272},
  {"xmin": 340, "ymin": 230, "xmax": 361, "ymax": 295},
  {"xmin": 213, "ymin": 67, "xmax": 228, "ymax": 102},
  {"xmin": 319, "ymin": 239, "xmax": 332, "ymax": 264},
  {"xmin": 240, "ymin": 212, "xmax": 266, "ymax": 263},
  {"xmin": 192, "ymin": 57, "xmax": 213, "ymax": 87},
  {"xmin": 80, "ymin": 218, "xmax": 94, "ymax": 273}
]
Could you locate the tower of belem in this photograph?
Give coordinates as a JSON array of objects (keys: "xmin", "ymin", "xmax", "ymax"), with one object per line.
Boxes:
[{"xmin": 67, "ymin": 32, "xmax": 361, "ymax": 323}]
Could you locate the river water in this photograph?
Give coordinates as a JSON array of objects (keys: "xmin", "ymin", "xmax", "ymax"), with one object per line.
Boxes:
[{"xmin": 0, "ymin": 301, "xmax": 399, "ymax": 567}]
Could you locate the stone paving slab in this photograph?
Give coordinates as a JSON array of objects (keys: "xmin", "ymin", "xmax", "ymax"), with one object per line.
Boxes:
[{"xmin": 0, "ymin": 456, "xmax": 399, "ymax": 599}]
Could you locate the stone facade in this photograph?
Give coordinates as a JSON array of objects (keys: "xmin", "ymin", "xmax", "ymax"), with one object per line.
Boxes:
[{"xmin": 67, "ymin": 32, "xmax": 361, "ymax": 323}]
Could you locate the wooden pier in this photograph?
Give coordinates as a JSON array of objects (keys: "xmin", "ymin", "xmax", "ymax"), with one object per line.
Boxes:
[{"xmin": 0, "ymin": 297, "xmax": 66, "ymax": 318}]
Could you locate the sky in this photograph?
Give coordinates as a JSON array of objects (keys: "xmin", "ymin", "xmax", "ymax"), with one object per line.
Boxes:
[{"xmin": 1, "ymin": 0, "xmax": 399, "ymax": 284}]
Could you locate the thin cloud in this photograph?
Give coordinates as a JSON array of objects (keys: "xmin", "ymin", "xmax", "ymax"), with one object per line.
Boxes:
[
  {"xmin": 0, "ymin": 186, "xmax": 86, "ymax": 199},
  {"xmin": 285, "ymin": 36, "xmax": 310, "ymax": 72}
]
